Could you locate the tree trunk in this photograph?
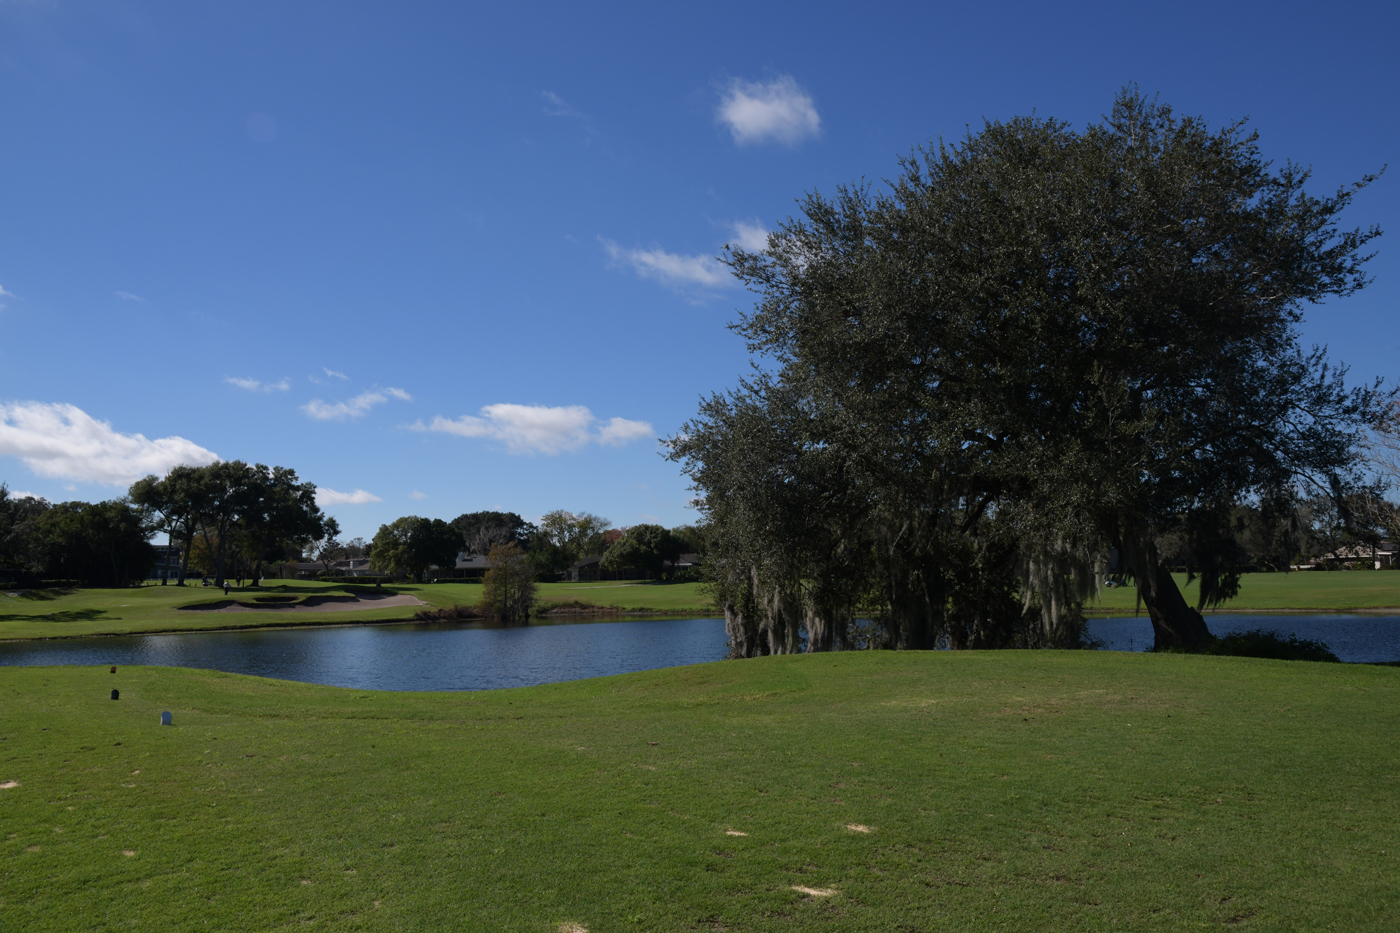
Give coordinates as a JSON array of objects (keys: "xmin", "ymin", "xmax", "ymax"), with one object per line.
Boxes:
[
  {"xmin": 178, "ymin": 533, "xmax": 193, "ymax": 586},
  {"xmin": 1116, "ymin": 532, "xmax": 1212, "ymax": 650}
]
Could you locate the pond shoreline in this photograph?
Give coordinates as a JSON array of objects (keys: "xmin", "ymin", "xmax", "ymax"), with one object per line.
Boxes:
[{"xmin": 0, "ymin": 609, "xmax": 718, "ymax": 643}]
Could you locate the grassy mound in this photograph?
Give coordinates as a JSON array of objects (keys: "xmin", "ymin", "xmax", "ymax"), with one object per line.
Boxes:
[{"xmin": 2, "ymin": 652, "xmax": 1396, "ymax": 930}]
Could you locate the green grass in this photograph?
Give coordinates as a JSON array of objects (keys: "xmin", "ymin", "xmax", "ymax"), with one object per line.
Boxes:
[
  {"xmin": 1088, "ymin": 570, "xmax": 1400, "ymax": 614},
  {"xmin": 7, "ymin": 570, "xmax": 1400, "ymax": 642},
  {"xmin": 1, "ymin": 652, "xmax": 1396, "ymax": 930},
  {"xmin": 0, "ymin": 580, "xmax": 713, "ymax": 641}
]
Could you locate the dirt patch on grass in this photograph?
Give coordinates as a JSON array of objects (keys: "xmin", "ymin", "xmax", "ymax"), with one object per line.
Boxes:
[
  {"xmin": 0, "ymin": 780, "xmax": 19, "ymax": 789},
  {"xmin": 791, "ymin": 886, "xmax": 836, "ymax": 897},
  {"xmin": 179, "ymin": 593, "xmax": 425, "ymax": 614}
]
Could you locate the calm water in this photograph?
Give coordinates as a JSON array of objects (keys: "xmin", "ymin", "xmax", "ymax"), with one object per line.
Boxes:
[
  {"xmin": 1087, "ymin": 614, "xmax": 1400, "ymax": 663},
  {"xmin": 0, "ymin": 614, "xmax": 1395, "ymax": 691},
  {"xmin": 0, "ymin": 617, "xmax": 730, "ymax": 691}
]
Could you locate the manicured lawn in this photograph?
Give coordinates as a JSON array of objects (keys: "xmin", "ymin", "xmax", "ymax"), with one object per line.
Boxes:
[
  {"xmin": 1, "ymin": 652, "xmax": 1395, "ymax": 930},
  {"xmin": 1088, "ymin": 570, "xmax": 1400, "ymax": 613},
  {"xmin": 0, "ymin": 581, "xmax": 713, "ymax": 641}
]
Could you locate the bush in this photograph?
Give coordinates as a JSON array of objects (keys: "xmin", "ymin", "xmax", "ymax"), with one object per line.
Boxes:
[
  {"xmin": 412, "ymin": 605, "xmax": 481, "ymax": 622},
  {"xmin": 1204, "ymin": 629, "xmax": 1340, "ymax": 663}
]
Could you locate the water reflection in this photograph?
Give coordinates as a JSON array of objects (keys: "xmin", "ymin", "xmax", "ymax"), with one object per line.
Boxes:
[{"xmin": 0, "ymin": 617, "xmax": 730, "ymax": 691}]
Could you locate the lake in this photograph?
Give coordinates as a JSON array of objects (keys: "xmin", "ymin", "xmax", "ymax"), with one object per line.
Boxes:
[{"xmin": 0, "ymin": 613, "xmax": 1395, "ymax": 691}]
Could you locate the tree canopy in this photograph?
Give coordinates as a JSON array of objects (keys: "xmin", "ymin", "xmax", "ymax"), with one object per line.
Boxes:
[
  {"xmin": 671, "ymin": 88, "xmax": 1388, "ymax": 655},
  {"xmin": 600, "ymin": 524, "xmax": 684, "ymax": 580},
  {"xmin": 370, "ymin": 516, "xmax": 460, "ymax": 583}
]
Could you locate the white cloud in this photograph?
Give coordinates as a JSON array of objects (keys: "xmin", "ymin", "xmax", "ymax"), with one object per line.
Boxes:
[
  {"xmin": 729, "ymin": 220, "xmax": 770, "ymax": 253},
  {"xmin": 324, "ymin": 368, "xmax": 349, "ymax": 381},
  {"xmin": 600, "ymin": 237, "xmax": 730, "ymax": 288},
  {"xmin": 115, "ymin": 290, "xmax": 145, "ymax": 302},
  {"xmin": 0, "ymin": 401, "xmax": 218, "ymax": 486},
  {"xmin": 0, "ymin": 284, "xmax": 13, "ymax": 311},
  {"xmin": 597, "ymin": 417, "xmax": 655, "ymax": 446},
  {"xmin": 225, "ymin": 376, "xmax": 290, "ymax": 393},
  {"xmin": 303, "ymin": 388, "xmax": 412, "ymax": 421},
  {"xmin": 420, "ymin": 403, "xmax": 654, "ymax": 455},
  {"xmin": 5, "ymin": 490, "xmax": 42, "ymax": 501},
  {"xmin": 717, "ymin": 75, "xmax": 821, "ymax": 146},
  {"xmin": 316, "ymin": 487, "xmax": 382, "ymax": 506},
  {"xmin": 409, "ymin": 490, "xmax": 428, "ymax": 500}
]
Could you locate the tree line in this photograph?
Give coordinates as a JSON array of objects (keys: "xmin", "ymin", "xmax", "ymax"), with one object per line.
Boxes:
[
  {"xmin": 669, "ymin": 88, "xmax": 1392, "ymax": 656},
  {"xmin": 0, "ymin": 461, "xmax": 329, "ymax": 588},
  {"xmin": 363, "ymin": 509, "xmax": 704, "ymax": 584}
]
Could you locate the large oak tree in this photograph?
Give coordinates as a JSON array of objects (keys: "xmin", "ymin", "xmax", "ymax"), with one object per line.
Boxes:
[{"xmin": 673, "ymin": 89, "xmax": 1386, "ymax": 653}]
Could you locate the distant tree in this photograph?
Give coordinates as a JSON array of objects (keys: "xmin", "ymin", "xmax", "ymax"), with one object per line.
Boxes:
[
  {"xmin": 670, "ymin": 524, "xmax": 708, "ymax": 559},
  {"xmin": 307, "ymin": 516, "xmax": 343, "ymax": 575},
  {"xmin": 33, "ymin": 499, "xmax": 156, "ymax": 587},
  {"xmin": 537, "ymin": 510, "xmax": 612, "ymax": 570},
  {"xmin": 450, "ymin": 511, "xmax": 537, "ymax": 555},
  {"xmin": 343, "ymin": 537, "xmax": 368, "ymax": 560},
  {"xmin": 480, "ymin": 542, "xmax": 536, "ymax": 621},
  {"xmin": 237, "ymin": 465, "xmax": 328, "ymax": 586},
  {"xmin": 0, "ymin": 484, "xmax": 49, "ymax": 576},
  {"xmin": 369, "ymin": 516, "xmax": 460, "ymax": 583},
  {"xmin": 601, "ymin": 524, "xmax": 684, "ymax": 580},
  {"xmin": 194, "ymin": 461, "xmax": 259, "ymax": 587},
  {"xmin": 129, "ymin": 465, "xmax": 211, "ymax": 586}
]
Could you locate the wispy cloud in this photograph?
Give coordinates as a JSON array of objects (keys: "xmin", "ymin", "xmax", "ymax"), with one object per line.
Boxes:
[
  {"xmin": 5, "ymin": 490, "xmax": 42, "ymax": 501},
  {"xmin": 324, "ymin": 368, "xmax": 349, "ymax": 380},
  {"xmin": 409, "ymin": 490, "xmax": 428, "ymax": 500},
  {"xmin": 599, "ymin": 238, "xmax": 731, "ymax": 288},
  {"xmin": 0, "ymin": 284, "xmax": 14, "ymax": 312},
  {"xmin": 114, "ymin": 290, "xmax": 145, "ymax": 302},
  {"xmin": 416, "ymin": 403, "xmax": 654, "ymax": 455},
  {"xmin": 225, "ymin": 376, "xmax": 290, "ymax": 393},
  {"xmin": 0, "ymin": 401, "xmax": 218, "ymax": 486},
  {"xmin": 303, "ymin": 388, "xmax": 411, "ymax": 421},
  {"xmin": 542, "ymin": 90, "xmax": 586, "ymax": 119},
  {"xmin": 717, "ymin": 75, "xmax": 821, "ymax": 146},
  {"xmin": 315, "ymin": 487, "xmax": 383, "ymax": 506}
]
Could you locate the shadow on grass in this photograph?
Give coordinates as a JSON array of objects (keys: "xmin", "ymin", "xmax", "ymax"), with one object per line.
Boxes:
[{"xmin": 0, "ymin": 608, "xmax": 109, "ymax": 624}]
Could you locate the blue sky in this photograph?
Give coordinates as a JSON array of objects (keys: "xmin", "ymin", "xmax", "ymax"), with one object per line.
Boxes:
[{"xmin": 1, "ymin": 0, "xmax": 1397, "ymax": 540}]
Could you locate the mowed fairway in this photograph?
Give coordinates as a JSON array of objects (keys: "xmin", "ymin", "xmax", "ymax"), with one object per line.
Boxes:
[
  {"xmin": 1088, "ymin": 571, "xmax": 1400, "ymax": 613},
  {"xmin": 1, "ymin": 653, "xmax": 1396, "ymax": 931},
  {"xmin": 0, "ymin": 581, "xmax": 713, "ymax": 641}
]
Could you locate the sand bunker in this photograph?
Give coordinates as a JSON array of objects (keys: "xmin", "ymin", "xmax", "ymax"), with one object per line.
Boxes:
[
  {"xmin": 180, "ymin": 593, "xmax": 425, "ymax": 614},
  {"xmin": 792, "ymin": 886, "xmax": 836, "ymax": 897},
  {"xmin": 846, "ymin": 823, "xmax": 872, "ymax": 833},
  {"xmin": 0, "ymin": 781, "xmax": 19, "ymax": 790}
]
